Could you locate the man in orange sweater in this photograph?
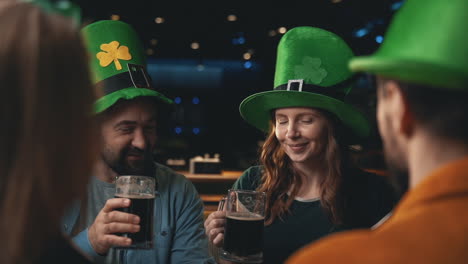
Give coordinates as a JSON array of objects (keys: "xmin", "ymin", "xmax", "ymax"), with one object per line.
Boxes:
[{"xmin": 287, "ymin": 0, "xmax": 468, "ymax": 263}]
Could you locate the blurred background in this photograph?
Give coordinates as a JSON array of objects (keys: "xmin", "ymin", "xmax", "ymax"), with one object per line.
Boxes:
[{"xmin": 31, "ymin": 0, "xmax": 404, "ymax": 173}]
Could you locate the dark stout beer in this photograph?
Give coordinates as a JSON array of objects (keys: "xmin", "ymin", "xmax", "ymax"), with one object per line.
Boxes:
[
  {"xmin": 223, "ymin": 213, "xmax": 264, "ymax": 257},
  {"xmin": 115, "ymin": 193, "xmax": 155, "ymax": 247}
]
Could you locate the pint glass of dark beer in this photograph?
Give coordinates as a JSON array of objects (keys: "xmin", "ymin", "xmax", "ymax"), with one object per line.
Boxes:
[
  {"xmin": 220, "ymin": 189, "xmax": 266, "ymax": 263},
  {"xmin": 115, "ymin": 175, "xmax": 155, "ymax": 249}
]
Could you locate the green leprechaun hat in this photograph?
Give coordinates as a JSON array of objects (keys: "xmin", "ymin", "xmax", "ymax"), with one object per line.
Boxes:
[
  {"xmin": 239, "ymin": 26, "xmax": 370, "ymax": 140},
  {"xmin": 350, "ymin": 0, "xmax": 468, "ymax": 90},
  {"xmin": 81, "ymin": 20, "xmax": 173, "ymax": 113}
]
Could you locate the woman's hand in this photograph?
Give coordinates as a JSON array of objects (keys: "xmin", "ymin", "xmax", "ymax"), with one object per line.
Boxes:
[{"xmin": 204, "ymin": 211, "xmax": 227, "ymax": 247}]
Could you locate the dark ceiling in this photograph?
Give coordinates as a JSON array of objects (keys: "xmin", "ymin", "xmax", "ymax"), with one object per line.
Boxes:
[
  {"xmin": 75, "ymin": 0, "xmax": 401, "ymax": 67},
  {"xmin": 64, "ymin": 0, "xmax": 403, "ymax": 169}
]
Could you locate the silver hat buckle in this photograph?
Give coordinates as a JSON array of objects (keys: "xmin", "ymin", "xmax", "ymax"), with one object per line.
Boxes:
[{"xmin": 287, "ymin": 79, "xmax": 304, "ymax": 92}]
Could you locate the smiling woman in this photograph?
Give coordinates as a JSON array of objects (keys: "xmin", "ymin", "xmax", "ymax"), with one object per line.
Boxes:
[
  {"xmin": 274, "ymin": 108, "xmax": 328, "ymax": 164},
  {"xmin": 204, "ymin": 26, "xmax": 398, "ymax": 264}
]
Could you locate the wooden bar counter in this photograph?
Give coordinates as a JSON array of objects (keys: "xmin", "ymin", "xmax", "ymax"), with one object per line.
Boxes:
[{"xmin": 177, "ymin": 170, "xmax": 243, "ymax": 218}]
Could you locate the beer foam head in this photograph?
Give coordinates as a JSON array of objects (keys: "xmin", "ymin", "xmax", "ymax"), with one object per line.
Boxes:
[
  {"xmin": 115, "ymin": 193, "xmax": 155, "ymax": 199},
  {"xmin": 227, "ymin": 212, "xmax": 264, "ymax": 221},
  {"xmin": 115, "ymin": 175, "xmax": 155, "ymax": 197}
]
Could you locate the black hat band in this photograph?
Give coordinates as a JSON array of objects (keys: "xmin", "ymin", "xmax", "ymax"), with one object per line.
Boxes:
[
  {"xmin": 95, "ymin": 63, "xmax": 154, "ymax": 95},
  {"xmin": 274, "ymin": 76, "xmax": 357, "ymax": 100}
]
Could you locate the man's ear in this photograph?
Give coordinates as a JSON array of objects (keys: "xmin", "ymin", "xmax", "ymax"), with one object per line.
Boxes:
[{"xmin": 386, "ymin": 80, "xmax": 414, "ymax": 138}]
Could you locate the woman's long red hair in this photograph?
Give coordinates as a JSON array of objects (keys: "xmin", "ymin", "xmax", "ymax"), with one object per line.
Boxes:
[{"xmin": 257, "ymin": 110, "xmax": 348, "ymax": 225}]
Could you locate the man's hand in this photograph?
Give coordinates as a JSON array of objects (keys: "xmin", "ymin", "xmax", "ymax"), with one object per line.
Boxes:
[
  {"xmin": 204, "ymin": 211, "xmax": 226, "ymax": 247},
  {"xmin": 88, "ymin": 198, "xmax": 140, "ymax": 255}
]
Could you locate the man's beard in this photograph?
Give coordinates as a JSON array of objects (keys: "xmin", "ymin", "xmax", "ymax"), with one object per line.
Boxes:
[
  {"xmin": 384, "ymin": 153, "xmax": 409, "ymax": 197},
  {"xmin": 382, "ymin": 136, "xmax": 409, "ymax": 197},
  {"xmin": 101, "ymin": 145, "xmax": 155, "ymax": 176}
]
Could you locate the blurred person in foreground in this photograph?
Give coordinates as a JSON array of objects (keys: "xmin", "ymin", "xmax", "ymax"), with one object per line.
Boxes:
[
  {"xmin": 0, "ymin": 1, "xmax": 97, "ymax": 263},
  {"xmin": 61, "ymin": 20, "xmax": 214, "ymax": 264},
  {"xmin": 204, "ymin": 26, "xmax": 397, "ymax": 264},
  {"xmin": 288, "ymin": 0, "xmax": 468, "ymax": 263}
]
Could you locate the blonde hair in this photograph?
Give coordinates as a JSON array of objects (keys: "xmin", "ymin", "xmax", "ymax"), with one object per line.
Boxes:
[{"xmin": 0, "ymin": 2, "xmax": 97, "ymax": 263}]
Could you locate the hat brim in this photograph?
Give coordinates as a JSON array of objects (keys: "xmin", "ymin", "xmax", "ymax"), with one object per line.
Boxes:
[
  {"xmin": 94, "ymin": 87, "xmax": 174, "ymax": 114},
  {"xmin": 239, "ymin": 90, "xmax": 370, "ymax": 140},
  {"xmin": 350, "ymin": 56, "xmax": 468, "ymax": 90}
]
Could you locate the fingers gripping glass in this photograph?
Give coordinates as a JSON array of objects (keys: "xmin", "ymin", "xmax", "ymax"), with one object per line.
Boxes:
[
  {"xmin": 114, "ymin": 175, "xmax": 155, "ymax": 249},
  {"xmin": 220, "ymin": 190, "xmax": 266, "ymax": 264}
]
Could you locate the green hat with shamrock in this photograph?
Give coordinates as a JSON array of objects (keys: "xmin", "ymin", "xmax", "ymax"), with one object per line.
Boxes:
[
  {"xmin": 239, "ymin": 26, "xmax": 370, "ymax": 140},
  {"xmin": 81, "ymin": 20, "xmax": 173, "ymax": 113},
  {"xmin": 350, "ymin": 0, "xmax": 468, "ymax": 90}
]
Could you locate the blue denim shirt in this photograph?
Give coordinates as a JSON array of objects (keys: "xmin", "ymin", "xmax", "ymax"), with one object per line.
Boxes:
[{"xmin": 62, "ymin": 163, "xmax": 215, "ymax": 264}]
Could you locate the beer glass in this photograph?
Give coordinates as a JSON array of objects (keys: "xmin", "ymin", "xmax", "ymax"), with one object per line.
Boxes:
[
  {"xmin": 220, "ymin": 189, "xmax": 266, "ymax": 263},
  {"xmin": 115, "ymin": 175, "xmax": 155, "ymax": 249}
]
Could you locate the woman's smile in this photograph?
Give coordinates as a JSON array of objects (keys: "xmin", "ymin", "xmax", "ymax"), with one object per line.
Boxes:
[{"xmin": 286, "ymin": 142, "xmax": 309, "ymax": 152}]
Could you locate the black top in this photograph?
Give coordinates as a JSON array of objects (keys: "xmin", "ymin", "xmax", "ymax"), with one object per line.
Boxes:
[
  {"xmin": 37, "ymin": 234, "xmax": 92, "ymax": 264},
  {"xmin": 232, "ymin": 166, "xmax": 397, "ymax": 264}
]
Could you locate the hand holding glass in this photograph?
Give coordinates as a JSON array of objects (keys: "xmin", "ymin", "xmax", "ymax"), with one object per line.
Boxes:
[
  {"xmin": 220, "ymin": 190, "xmax": 266, "ymax": 264},
  {"xmin": 114, "ymin": 175, "xmax": 155, "ymax": 249}
]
